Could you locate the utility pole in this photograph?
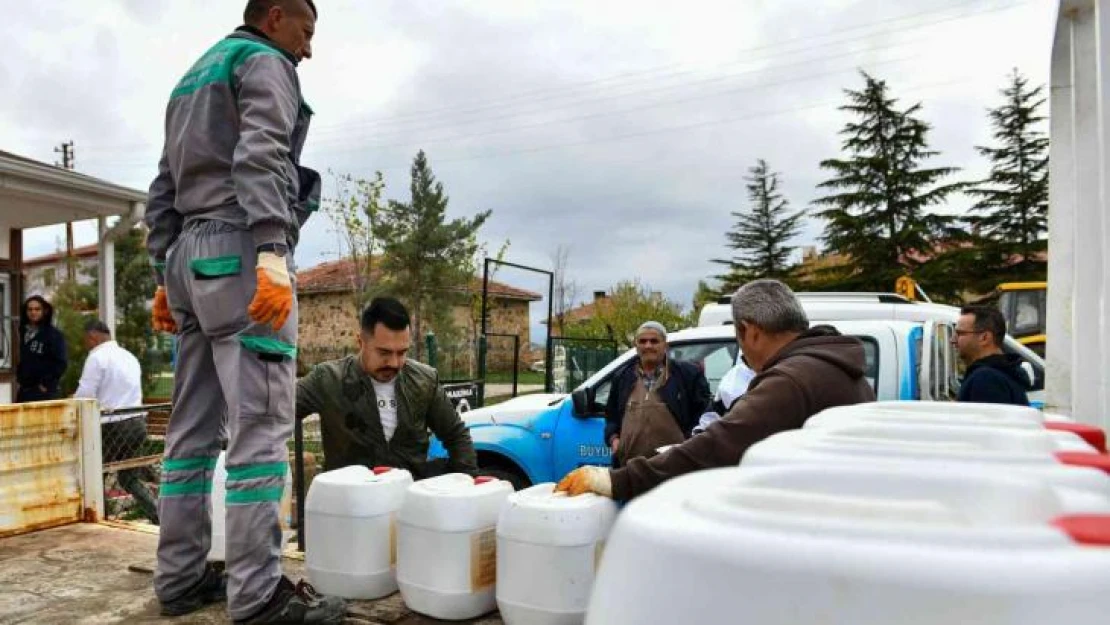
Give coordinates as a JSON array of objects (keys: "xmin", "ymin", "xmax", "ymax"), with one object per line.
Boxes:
[
  {"xmin": 54, "ymin": 140, "xmax": 75, "ymax": 170},
  {"xmin": 55, "ymin": 141, "xmax": 76, "ymax": 281}
]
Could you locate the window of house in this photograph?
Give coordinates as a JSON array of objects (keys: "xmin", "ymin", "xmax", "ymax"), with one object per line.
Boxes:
[
  {"xmin": 0, "ymin": 273, "xmax": 11, "ymax": 370},
  {"xmin": 43, "ymin": 267, "xmax": 56, "ymax": 288}
]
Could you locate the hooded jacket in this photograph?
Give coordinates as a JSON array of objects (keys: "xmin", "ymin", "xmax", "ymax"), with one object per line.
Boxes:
[
  {"xmin": 957, "ymin": 353, "xmax": 1031, "ymax": 406},
  {"xmin": 610, "ymin": 325, "xmax": 876, "ymax": 500},
  {"xmin": 16, "ymin": 297, "xmax": 67, "ymax": 401}
]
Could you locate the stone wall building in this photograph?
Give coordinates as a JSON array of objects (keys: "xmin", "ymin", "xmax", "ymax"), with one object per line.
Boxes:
[{"xmin": 296, "ymin": 258, "xmax": 541, "ymax": 376}]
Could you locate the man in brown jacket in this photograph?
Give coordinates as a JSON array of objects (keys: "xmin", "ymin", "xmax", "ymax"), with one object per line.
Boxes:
[{"xmin": 556, "ymin": 279, "xmax": 876, "ymax": 501}]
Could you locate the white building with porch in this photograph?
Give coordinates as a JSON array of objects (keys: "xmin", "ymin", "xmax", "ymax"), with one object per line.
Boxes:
[{"xmin": 0, "ymin": 149, "xmax": 146, "ymax": 403}]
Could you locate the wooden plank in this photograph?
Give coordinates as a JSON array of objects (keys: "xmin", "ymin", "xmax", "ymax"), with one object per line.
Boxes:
[{"xmin": 102, "ymin": 455, "xmax": 162, "ymax": 473}]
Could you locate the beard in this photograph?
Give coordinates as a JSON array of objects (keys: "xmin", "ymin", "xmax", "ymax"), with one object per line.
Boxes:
[{"xmin": 371, "ymin": 367, "xmax": 399, "ymax": 382}]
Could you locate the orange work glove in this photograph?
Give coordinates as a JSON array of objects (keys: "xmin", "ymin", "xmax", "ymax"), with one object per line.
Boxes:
[
  {"xmin": 554, "ymin": 466, "xmax": 613, "ymax": 498},
  {"xmin": 247, "ymin": 251, "xmax": 293, "ymax": 331},
  {"xmin": 152, "ymin": 286, "xmax": 177, "ymax": 333}
]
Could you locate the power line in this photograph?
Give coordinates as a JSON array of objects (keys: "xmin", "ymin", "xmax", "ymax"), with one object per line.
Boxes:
[
  {"xmin": 311, "ymin": 47, "xmax": 929, "ymax": 153},
  {"xmin": 339, "ymin": 74, "xmax": 986, "ymax": 174},
  {"xmin": 81, "ymin": 0, "xmax": 1027, "ymax": 155},
  {"xmin": 307, "ymin": 0, "xmax": 1015, "ymax": 134},
  {"xmin": 85, "ymin": 71, "xmax": 1009, "ymax": 175}
]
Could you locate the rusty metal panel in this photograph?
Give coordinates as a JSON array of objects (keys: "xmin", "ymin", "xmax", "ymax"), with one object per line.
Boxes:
[{"xmin": 0, "ymin": 399, "xmax": 102, "ymax": 538}]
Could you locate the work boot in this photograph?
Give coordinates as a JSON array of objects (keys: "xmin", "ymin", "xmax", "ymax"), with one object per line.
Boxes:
[
  {"xmin": 160, "ymin": 562, "xmax": 228, "ymax": 616},
  {"xmin": 234, "ymin": 576, "xmax": 346, "ymax": 624}
]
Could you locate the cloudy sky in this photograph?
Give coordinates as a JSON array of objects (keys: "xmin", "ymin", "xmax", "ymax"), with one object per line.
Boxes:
[{"xmin": 2, "ymin": 0, "xmax": 1056, "ymax": 335}]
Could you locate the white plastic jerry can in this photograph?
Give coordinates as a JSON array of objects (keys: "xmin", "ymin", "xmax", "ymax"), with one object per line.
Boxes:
[
  {"xmin": 742, "ymin": 425, "xmax": 1110, "ymax": 495},
  {"xmin": 396, "ymin": 473, "xmax": 514, "ymax": 620},
  {"xmin": 496, "ymin": 483, "xmax": 618, "ymax": 625},
  {"xmin": 587, "ymin": 464, "xmax": 1110, "ymax": 625},
  {"xmin": 809, "ymin": 401, "xmax": 1108, "ymax": 452},
  {"xmin": 305, "ymin": 465, "xmax": 414, "ymax": 599}
]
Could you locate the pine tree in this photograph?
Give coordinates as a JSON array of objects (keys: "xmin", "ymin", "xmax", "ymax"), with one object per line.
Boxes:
[
  {"xmin": 376, "ymin": 150, "xmax": 491, "ymax": 359},
  {"xmin": 813, "ymin": 72, "xmax": 965, "ymax": 291},
  {"xmin": 967, "ymin": 69, "xmax": 1049, "ymax": 281},
  {"xmin": 713, "ymin": 159, "xmax": 805, "ymax": 291}
]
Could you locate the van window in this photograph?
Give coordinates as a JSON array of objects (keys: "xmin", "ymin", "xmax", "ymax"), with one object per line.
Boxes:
[{"xmin": 669, "ymin": 340, "xmax": 739, "ymax": 395}]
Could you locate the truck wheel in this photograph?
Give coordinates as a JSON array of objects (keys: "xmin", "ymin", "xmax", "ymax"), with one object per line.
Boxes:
[{"xmin": 478, "ymin": 467, "xmax": 531, "ymax": 491}]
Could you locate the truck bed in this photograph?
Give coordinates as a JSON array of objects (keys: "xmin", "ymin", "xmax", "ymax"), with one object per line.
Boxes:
[{"xmin": 0, "ymin": 523, "xmax": 503, "ymax": 625}]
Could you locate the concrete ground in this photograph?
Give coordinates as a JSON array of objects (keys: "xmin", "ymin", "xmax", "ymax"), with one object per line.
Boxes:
[{"xmin": 0, "ymin": 523, "xmax": 503, "ymax": 625}]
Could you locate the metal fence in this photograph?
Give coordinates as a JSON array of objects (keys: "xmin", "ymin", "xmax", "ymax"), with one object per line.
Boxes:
[
  {"xmin": 550, "ymin": 337, "xmax": 620, "ymax": 392},
  {"xmin": 100, "ymin": 404, "xmax": 169, "ymax": 524}
]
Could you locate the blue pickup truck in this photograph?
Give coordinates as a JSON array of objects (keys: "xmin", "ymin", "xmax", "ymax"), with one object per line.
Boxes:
[{"xmin": 430, "ymin": 297, "xmax": 1047, "ymax": 489}]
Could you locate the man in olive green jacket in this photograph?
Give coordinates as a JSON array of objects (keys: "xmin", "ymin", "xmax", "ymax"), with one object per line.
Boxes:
[{"xmin": 296, "ymin": 297, "xmax": 477, "ymax": 477}]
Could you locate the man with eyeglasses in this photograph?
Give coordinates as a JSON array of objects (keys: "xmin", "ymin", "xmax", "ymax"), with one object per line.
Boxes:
[
  {"xmin": 602, "ymin": 321, "xmax": 711, "ymax": 467},
  {"xmin": 953, "ymin": 306, "xmax": 1031, "ymax": 406}
]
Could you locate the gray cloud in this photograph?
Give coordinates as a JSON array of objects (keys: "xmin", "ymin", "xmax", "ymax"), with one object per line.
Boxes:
[{"xmin": 5, "ymin": 0, "xmax": 1056, "ymax": 319}]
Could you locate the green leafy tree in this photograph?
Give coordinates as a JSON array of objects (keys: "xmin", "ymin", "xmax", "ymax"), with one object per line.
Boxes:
[
  {"xmin": 51, "ymin": 228, "xmax": 161, "ymax": 396},
  {"xmin": 688, "ymin": 279, "xmax": 722, "ymax": 326},
  {"xmin": 324, "ymin": 170, "xmax": 387, "ymax": 314},
  {"xmin": 813, "ymin": 72, "xmax": 965, "ymax": 291},
  {"xmin": 52, "ymin": 259, "xmax": 98, "ymax": 395},
  {"xmin": 376, "ymin": 151, "xmax": 492, "ymax": 360},
  {"xmin": 714, "ymin": 159, "xmax": 805, "ymax": 290},
  {"xmin": 573, "ymin": 280, "xmax": 687, "ymax": 349},
  {"xmin": 114, "ymin": 228, "xmax": 158, "ymax": 392},
  {"xmin": 966, "ymin": 69, "xmax": 1049, "ymax": 285}
]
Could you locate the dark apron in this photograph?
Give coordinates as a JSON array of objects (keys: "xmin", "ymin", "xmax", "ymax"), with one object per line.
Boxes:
[{"xmin": 617, "ymin": 378, "xmax": 685, "ymax": 465}]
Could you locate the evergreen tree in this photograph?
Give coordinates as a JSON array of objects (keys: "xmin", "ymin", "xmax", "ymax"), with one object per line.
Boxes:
[
  {"xmin": 114, "ymin": 228, "xmax": 157, "ymax": 390},
  {"xmin": 690, "ymin": 279, "xmax": 721, "ymax": 320},
  {"xmin": 813, "ymin": 72, "xmax": 965, "ymax": 291},
  {"xmin": 967, "ymin": 69, "xmax": 1049, "ymax": 282},
  {"xmin": 52, "ymin": 229, "xmax": 160, "ymax": 395},
  {"xmin": 713, "ymin": 159, "xmax": 804, "ymax": 291},
  {"xmin": 376, "ymin": 151, "xmax": 491, "ymax": 359}
]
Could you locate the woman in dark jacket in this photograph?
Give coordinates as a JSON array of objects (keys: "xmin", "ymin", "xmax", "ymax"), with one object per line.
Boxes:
[{"xmin": 16, "ymin": 295, "xmax": 67, "ymax": 402}]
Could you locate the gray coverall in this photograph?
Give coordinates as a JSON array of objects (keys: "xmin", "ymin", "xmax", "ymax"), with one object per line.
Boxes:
[{"xmin": 144, "ymin": 28, "xmax": 320, "ymax": 620}]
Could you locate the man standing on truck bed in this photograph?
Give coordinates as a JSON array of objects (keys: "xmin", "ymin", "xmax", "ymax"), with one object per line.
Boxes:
[
  {"xmin": 144, "ymin": 1, "xmax": 345, "ymax": 623},
  {"xmin": 604, "ymin": 321, "xmax": 710, "ymax": 466},
  {"xmin": 557, "ymin": 279, "xmax": 876, "ymax": 501}
]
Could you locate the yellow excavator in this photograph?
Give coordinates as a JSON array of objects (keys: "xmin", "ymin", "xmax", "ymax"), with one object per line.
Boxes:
[{"xmin": 995, "ymin": 282, "xmax": 1047, "ymax": 357}]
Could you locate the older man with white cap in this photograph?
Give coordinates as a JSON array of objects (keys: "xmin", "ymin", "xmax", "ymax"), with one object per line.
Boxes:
[{"xmin": 603, "ymin": 320, "xmax": 711, "ymax": 467}]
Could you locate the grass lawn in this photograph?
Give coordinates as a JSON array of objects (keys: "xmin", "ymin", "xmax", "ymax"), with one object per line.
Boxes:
[{"xmin": 483, "ymin": 371, "xmax": 545, "ymax": 386}]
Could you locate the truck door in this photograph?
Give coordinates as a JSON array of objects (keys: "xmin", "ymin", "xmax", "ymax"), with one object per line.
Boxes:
[
  {"xmin": 551, "ymin": 377, "xmax": 613, "ymax": 479},
  {"xmin": 918, "ymin": 320, "xmax": 959, "ymax": 401}
]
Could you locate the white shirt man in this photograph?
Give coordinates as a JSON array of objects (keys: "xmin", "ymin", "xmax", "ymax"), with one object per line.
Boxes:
[{"xmin": 74, "ymin": 323, "xmax": 143, "ymax": 422}]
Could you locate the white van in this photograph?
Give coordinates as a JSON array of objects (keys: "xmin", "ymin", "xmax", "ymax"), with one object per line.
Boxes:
[{"xmin": 699, "ymin": 292, "xmax": 1045, "ymax": 406}]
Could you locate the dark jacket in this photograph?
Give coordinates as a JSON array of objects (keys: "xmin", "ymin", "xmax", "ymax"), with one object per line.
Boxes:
[
  {"xmin": 296, "ymin": 356, "xmax": 477, "ymax": 477},
  {"xmin": 604, "ymin": 357, "xmax": 711, "ymax": 446},
  {"xmin": 16, "ymin": 298, "xmax": 67, "ymax": 402},
  {"xmin": 610, "ymin": 326, "xmax": 876, "ymax": 501},
  {"xmin": 957, "ymin": 353, "xmax": 1031, "ymax": 406}
]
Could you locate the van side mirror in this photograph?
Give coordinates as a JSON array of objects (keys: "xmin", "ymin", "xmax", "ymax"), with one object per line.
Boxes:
[
  {"xmin": 1020, "ymin": 361, "xmax": 1035, "ymax": 386},
  {"xmin": 572, "ymin": 388, "xmax": 596, "ymax": 417}
]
